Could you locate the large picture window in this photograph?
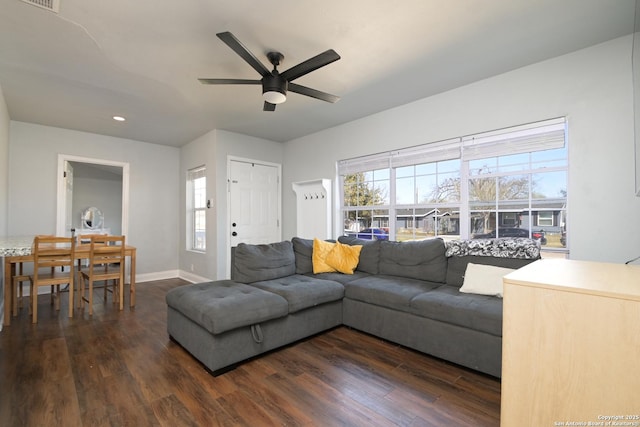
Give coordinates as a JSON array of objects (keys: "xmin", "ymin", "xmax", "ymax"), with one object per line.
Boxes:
[
  {"xmin": 339, "ymin": 118, "xmax": 568, "ymax": 253},
  {"xmin": 187, "ymin": 166, "xmax": 206, "ymax": 251}
]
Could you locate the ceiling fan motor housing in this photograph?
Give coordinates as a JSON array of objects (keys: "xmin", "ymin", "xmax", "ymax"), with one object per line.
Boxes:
[{"xmin": 262, "ymin": 73, "xmax": 288, "ymax": 97}]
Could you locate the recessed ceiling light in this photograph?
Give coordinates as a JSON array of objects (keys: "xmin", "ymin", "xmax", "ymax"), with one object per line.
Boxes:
[{"xmin": 113, "ymin": 116, "xmax": 126, "ymax": 122}]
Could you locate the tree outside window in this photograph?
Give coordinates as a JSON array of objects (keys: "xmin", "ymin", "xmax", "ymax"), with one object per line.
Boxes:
[{"xmin": 343, "ymin": 171, "xmax": 387, "ymax": 232}]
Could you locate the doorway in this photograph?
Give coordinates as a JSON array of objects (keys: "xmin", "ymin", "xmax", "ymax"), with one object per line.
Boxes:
[
  {"xmin": 56, "ymin": 154, "xmax": 130, "ymax": 238},
  {"xmin": 227, "ymin": 157, "xmax": 281, "ymax": 279}
]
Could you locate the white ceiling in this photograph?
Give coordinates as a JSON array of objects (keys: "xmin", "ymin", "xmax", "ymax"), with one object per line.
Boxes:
[{"xmin": 0, "ymin": 0, "xmax": 635, "ymax": 147}]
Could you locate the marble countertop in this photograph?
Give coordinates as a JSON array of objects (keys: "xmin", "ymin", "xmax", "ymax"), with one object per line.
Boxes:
[{"xmin": 0, "ymin": 236, "xmax": 33, "ymax": 257}]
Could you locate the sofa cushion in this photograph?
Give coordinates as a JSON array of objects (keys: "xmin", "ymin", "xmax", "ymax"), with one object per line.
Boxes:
[
  {"xmin": 409, "ymin": 285, "xmax": 503, "ymax": 336},
  {"xmin": 165, "ymin": 281, "xmax": 288, "ymax": 335},
  {"xmin": 292, "ymin": 237, "xmax": 315, "ymax": 274},
  {"xmin": 250, "ymin": 275, "xmax": 345, "ymax": 314},
  {"xmin": 337, "ymin": 236, "xmax": 380, "ymax": 274},
  {"xmin": 378, "ymin": 239, "xmax": 447, "ymax": 282},
  {"xmin": 306, "ymin": 271, "xmax": 371, "ymax": 285},
  {"xmin": 344, "ymin": 275, "xmax": 441, "ymax": 311},
  {"xmin": 232, "ymin": 241, "xmax": 296, "ymax": 283},
  {"xmin": 446, "ymin": 255, "xmax": 537, "ymax": 287}
]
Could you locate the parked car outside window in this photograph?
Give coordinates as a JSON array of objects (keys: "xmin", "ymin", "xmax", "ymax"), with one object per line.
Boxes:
[
  {"xmin": 348, "ymin": 227, "xmax": 389, "ymax": 241},
  {"xmin": 473, "ymin": 227, "xmax": 547, "ymax": 245}
]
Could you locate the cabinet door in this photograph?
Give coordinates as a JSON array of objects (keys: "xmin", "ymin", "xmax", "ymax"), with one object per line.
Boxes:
[{"xmin": 501, "ymin": 283, "xmax": 640, "ymax": 426}]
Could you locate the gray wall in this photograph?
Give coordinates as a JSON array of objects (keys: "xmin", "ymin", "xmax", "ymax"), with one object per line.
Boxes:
[
  {"xmin": 179, "ymin": 129, "xmax": 215, "ymax": 281},
  {"xmin": 0, "ymin": 85, "xmax": 8, "ymax": 329},
  {"xmin": 282, "ymin": 36, "xmax": 640, "ymax": 264},
  {"xmin": 7, "ymin": 122, "xmax": 180, "ymax": 278},
  {"xmin": 0, "ymin": 85, "xmax": 9, "ymax": 237}
]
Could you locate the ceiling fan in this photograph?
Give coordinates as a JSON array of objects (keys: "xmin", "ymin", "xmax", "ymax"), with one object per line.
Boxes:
[{"xmin": 199, "ymin": 32, "xmax": 341, "ymax": 111}]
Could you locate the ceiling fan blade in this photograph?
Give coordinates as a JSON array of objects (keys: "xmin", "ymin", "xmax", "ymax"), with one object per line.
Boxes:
[
  {"xmin": 198, "ymin": 78, "xmax": 261, "ymax": 85},
  {"xmin": 288, "ymin": 83, "xmax": 340, "ymax": 103},
  {"xmin": 263, "ymin": 101, "xmax": 276, "ymax": 111},
  {"xmin": 280, "ymin": 49, "xmax": 340, "ymax": 82},
  {"xmin": 216, "ymin": 31, "xmax": 271, "ymax": 77}
]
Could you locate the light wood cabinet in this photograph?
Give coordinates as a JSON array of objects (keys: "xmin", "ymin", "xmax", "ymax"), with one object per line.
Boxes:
[{"xmin": 501, "ymin": 259, "xmax": 640, "ymax": 427}]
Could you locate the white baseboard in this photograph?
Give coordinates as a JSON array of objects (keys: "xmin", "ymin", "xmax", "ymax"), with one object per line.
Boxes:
[
  {"xmin": 177, "ymin": 270, "xmax": 211, "ymax": 284},
  {"xmin": 135, "ymin": 270, "xmax": 180, "ymax": 283},
  {"xmin": 121, "ymin": 270, "xmax": 211, "ymax": 284},
  {"xmin": 127, "ymin": 270, "xmax": 210, "ymax": 284}
]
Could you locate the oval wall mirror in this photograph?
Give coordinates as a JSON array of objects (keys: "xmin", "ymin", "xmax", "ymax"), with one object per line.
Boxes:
[{"xmin": 82, "ymin": 207, "xmax": 103, "ymax": 229}]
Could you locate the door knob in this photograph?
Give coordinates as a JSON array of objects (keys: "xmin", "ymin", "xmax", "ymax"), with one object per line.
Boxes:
[
  {"xmin": 232, "ymin": 223, "xmax": 237, "ymax": 227},
  {"xmin": 232, "ymin": 231, "xmax": 238, "ymax": 237}
]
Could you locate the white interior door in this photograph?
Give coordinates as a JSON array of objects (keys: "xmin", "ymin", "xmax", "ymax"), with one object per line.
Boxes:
[{"xmin": 229, "ymin": 159, "xmax": 281, "ymax": 247}]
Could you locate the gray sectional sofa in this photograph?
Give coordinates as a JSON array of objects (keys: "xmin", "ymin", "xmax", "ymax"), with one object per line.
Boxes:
[{"xmin": 166, "ymin": 236, "xmax": 540, "ymax": 377}]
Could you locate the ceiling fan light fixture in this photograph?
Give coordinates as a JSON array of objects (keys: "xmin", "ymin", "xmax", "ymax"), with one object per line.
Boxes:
[
  {"xmin": 262, "ymin": 73, "xmax": 288, "ymax": 104},
  {"xmin": 263, "ymin": 90, "xmax": 286, "ymax": 104}
]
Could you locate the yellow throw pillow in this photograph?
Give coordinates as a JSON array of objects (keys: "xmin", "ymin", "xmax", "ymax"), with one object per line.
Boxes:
[
  {"xmin": 312, "ymin": 238, "xmax": 338, "ymax": 273},
  {"xmin": 325, "ymin": 241, "xmax": 363, "ymax": 275}
]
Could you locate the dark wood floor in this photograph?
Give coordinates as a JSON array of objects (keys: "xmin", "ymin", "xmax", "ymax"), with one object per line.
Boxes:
[{"xmin": 0, "ymin": 278, "xmax": 501, "ymax": 426}]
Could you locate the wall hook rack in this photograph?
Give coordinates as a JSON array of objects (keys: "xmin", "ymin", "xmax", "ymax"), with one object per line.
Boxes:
[{"xmin": 292, "ymin": 179, "xmax": 332, "ymax": 240}]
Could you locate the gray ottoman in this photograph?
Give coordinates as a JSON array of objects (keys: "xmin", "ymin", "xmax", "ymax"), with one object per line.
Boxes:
[{"xmin": 166, "ymin": 280, "xmax": 289, "ymax": 374}]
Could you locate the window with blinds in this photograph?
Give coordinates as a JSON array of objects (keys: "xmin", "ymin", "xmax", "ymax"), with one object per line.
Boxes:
[
  {"xmin": 187, "ymin": 166, "xmax": 206, "ymax": 251},
  {"xmin": 339, "ymin": 118, "xmax": 568, "ymax": 253}
]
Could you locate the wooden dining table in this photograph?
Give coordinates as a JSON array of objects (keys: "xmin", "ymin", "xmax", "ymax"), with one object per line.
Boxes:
[{"xmin": 1, "ymin": 236, "xmax": 137, "ymax": 327}]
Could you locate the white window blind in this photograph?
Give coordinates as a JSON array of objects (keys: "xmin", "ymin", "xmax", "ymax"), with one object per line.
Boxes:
[
  {"xmin": 187, "ymin": 166, "xmax": 206, "ymax": 181},
  {"xmin": 338, "ymin": 152, "xmax": 390, "ymax": 175},
  {"xmin": 390, "ymin": 138, "xmax": 461, "ymax": 168},
  {"xmin": 462, "ymin": 117, "xmax": 566, "ymax": 160},
  {"xmin": 339, "ymin": 119, "xmax": 564, "ymax": 176},
  {"xmin": 338, "ymin": 138, "xmax": 461, "ymax": 175}
]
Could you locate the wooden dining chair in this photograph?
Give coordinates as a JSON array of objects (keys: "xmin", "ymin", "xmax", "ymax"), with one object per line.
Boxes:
[
  {"xmin": 11, "ymin": 262, "xmax": 30, "ymax": 317},
  {"xmin": 28, "ymin": 235, "xmax": 76, "ymax": 323},
  {"xmin": 79, "ymin": 235, "xmax": 126, "ymax": 315}
]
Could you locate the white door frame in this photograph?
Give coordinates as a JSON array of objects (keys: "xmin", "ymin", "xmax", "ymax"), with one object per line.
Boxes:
[
  {"xmin": 226, "ymin": 156, "xmax": 282, "ymax": 278},
  {"xmin": 56, "ymin": 154, "xmax": 130, "ymax": 238}
]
